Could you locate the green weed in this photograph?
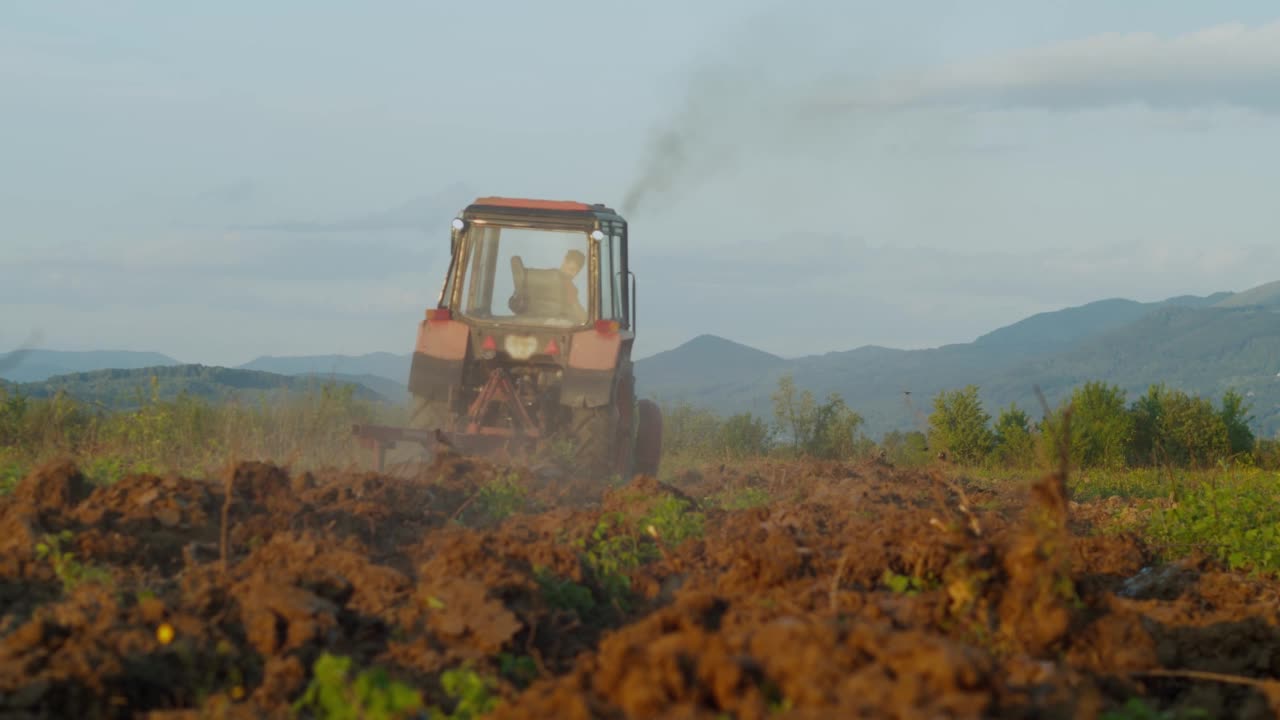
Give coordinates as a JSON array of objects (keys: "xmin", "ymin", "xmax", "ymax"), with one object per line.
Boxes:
[
  {"xmin": 497, "ymin": 653, "xmax": 538, "ymax": 688},
  {"xmin": 432, "ymin": 666, "xmax": 499, "ymax": 719},
  {"xmin": 576, "ymin": 512, "xmax": 644, "ymax": 610},
  {"xmin": 291, "ymin": 653, "xmax": 423, "ymax": 720},
  {"xmin": 879, "ymin": 569, "xmax": 933, "ymax": 596},
  {"xmin": 0, "ymin": 456, "xmax": 23, "ymax": 495},
  {"xmin": 1147, "ymin": 470, "xmax": 1280, "ymax": 575},
  {"xmin": 35, "ymin": 531, "xmax": 112, "ymax": 593},
  {"xmin": 463, "ymin": 471, "xmax": 526, "ymax": 525},
  {"xmin": 644, "ymin": 495, "xmax": 705, "ymax": 547},
  {"xmin": 534, "ymin": 566, "xmax": 595, "ymax": 616},
  {"xmin": 573, "ymin": 496, "xmax": 706, "ymax": 612}
]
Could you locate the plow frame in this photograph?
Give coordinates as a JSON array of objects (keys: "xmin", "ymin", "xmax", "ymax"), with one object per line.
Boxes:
[{"xmin": 353, "ymin": 367, "xmax": 545, "ymax": 471}]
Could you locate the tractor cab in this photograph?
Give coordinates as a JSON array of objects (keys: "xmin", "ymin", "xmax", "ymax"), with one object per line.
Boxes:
[{"xmin": 441, "ymin": 197, "xmax": 633, "ymax": 334}]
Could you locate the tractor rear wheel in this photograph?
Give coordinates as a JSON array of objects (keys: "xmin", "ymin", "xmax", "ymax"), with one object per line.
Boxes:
[
  {"xmin": 567, "ymin": 404, "xmax": 623, "ymax": 481},
  {"xmin": 634, "ymin": 399, "xmax": 662, "ymax": 477}
]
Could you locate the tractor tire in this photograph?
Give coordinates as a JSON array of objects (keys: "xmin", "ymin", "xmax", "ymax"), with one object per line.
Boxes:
[
  {"xmin": 634, "ymin": 399, "xmax": 663, "ymax": 477},
  {"xmin": 567, "ymin": 404, "xmax": 621, "ymax": 481}
]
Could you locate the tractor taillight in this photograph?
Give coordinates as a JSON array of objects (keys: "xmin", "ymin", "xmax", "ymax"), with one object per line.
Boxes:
[
  {"xmin": 545, "ymin": 339, "xmax": 560, "ymax": 355},
  {"xmin": 426, "ymin": 308, "xmax": 451, "ymax": 322},
  {"xmin": 595, "ymin": 319, "xmax": 620, "ymax": 335}
]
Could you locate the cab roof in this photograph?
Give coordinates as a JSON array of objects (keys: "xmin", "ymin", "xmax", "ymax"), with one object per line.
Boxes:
[{"xmin": 466, "ymin": 196, "xmax": 623, "ymax": 220}]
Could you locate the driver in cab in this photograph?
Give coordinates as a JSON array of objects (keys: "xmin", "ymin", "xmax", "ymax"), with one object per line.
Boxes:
[{"xmin": 508, "ymin": 249, "xmax": 588, "ymax": 325}]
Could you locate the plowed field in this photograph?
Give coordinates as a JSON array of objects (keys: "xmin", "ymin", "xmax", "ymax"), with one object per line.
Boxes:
[{"xmin": 3, "ymin": 454, "xmax": 1279, "ymax": 719}]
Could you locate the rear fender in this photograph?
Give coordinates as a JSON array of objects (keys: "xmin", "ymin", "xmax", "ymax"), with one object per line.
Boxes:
[
  {"xmin": 561, "ymin": 328, "xmax": 622, "ymax": 408},
  {"xmin": 408, "ymin": 314, "xmax": 469, "ymax": 400}
]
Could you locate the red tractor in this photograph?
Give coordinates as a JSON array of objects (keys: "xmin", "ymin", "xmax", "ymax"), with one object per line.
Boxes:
[{"xmin": 354, "ymin": 197, "xmax": 662, "ymax": 480}]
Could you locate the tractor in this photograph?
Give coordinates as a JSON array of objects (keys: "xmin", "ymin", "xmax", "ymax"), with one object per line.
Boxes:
[{"xmin": 353, "ymin": 196, "xmax": 662, "ymax": 480}]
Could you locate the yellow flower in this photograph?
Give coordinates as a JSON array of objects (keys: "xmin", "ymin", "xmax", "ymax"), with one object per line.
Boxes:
[
  {"xmin": 156, "ymin": 623, "xmax": 175, "ymax": 645},
  {"xmin": 230, "ymin": 686, "xmax": 245, "ymax": 700}
]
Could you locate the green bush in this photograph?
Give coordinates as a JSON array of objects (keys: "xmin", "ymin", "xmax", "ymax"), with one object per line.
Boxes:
[
  {"xmin": 659, "ymin": 402, "xmax": 725, "ymax": 459},
  {"xmin": 1220, "ymin": 389, "xmax": 1256, "ymax": 458},
  {"xmin": 991, "ymin": 403, "xmax": 1036, "ymax": 468},
  {"xmin": 721, "ymin": 412, "xmax": 772, "ymax": 459},
  {"xmin": 772, "ymin": 375, "xmax": 870, "ymax": 461},
  {"xmin": 1043, "ymin": 381, "xmax": 1133, "ymax": 470},
  {"xmin": 880, "ymin": 430, "xmax": 930, "ymax": 467},
  {"xmin": 927, "ymin": 385, "xmax": 994, "ymax": 465}
]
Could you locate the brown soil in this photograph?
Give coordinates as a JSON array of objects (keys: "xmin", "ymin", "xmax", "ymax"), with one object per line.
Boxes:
[{"xmin": 2, "ymin": 455, "xmax": 1279, "ymax": 719}]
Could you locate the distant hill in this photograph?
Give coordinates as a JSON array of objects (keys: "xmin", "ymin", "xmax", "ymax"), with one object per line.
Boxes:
[
  {"xmin": 636, "ymin": 282, "xmax": 1280, "ymax": 438},
  {"xmin": 6, "ymin": 365, "xmax": 390, "ymax": 410},
  {"xmin": 1214, "ymin": 280, "xmax": 1280, "ymax": 309},
  {"xmin": 638, "ymin": 334, "xmax": 787, "ymax": 397},
  {"xmin": 986, "ymin": 304, "xmax": 1280, "ymax": 434},
  {"xmin": 238, "ymin": 353, "xmax": 410, "ymax": 384},
  {"xmin": 0, "ymin": 350, "xmax": 182, "ymax": 383},
  {"xmin": 973, "ymin": 293, "xmax": 1230, "ymax": 353},
  {"xmin": 297, "ymin": 372, "xmax": 408, "ymax": 403}
]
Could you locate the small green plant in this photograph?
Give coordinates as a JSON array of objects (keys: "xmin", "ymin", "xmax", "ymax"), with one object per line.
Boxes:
[
  {"xmin": 0, "ymin": 462, "xmax": 23, "ymax": 495},
  {"xmin": 574, "ymin": 496, "xmax": 706, "ymax": 612},
  {"xmin": 879, "ymin": 569, "xmax": 930, "ymax": 596},
  {"xmin": 644, "ymin": 496, "xmax": 705, "ymax": 548},
  {"xmin": 497, "ymin": 653, "xmax": 538, "ymax": 688},
  {"xmin": 81, "ymin": 454, "xmax": 136, "ymax": 486},
  {"xmin": 534, "ymin": 567, "xmax": 595, "ymax": 616},
  {"xmin": 35, "ymin": 531, "xmax": 112, "ymax": 592},
  {"xmin": 465, "ymin": 471, "xmax": 526, "ymax": 525},
  {"xmin": 432, "ymin": 666, "xmax": 499, "ymax": 720},
  {"xmin": 576, "ymin": 512, "xmax": 644, "ymax": 610},
  {"xmin": 291, "ymin": 653, "xmax": 424, "ymax": 720}
]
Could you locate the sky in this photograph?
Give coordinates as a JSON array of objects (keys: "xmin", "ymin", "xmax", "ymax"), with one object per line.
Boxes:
[{"xmin": 3, "ymin": 1, "xmax": 1280, "ymax": 365}]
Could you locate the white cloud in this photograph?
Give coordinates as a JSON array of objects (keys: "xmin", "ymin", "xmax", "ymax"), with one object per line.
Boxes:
[{"xmin": 869, "ymin": 20, "xmax": 1280, "ymax": 112}]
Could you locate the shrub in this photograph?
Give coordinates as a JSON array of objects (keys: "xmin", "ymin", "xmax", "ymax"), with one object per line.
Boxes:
[
  {"xmin": 659, "ymin": 402, "xmax": 725, "ymax": 460},
  {"xmin": 721, "ymin": 412, "xmax": 772, "ymax": 459},
  {"xmin": 772, "ymin": 375, "xmax": 870, "ymax": 460},
  {"xmin": 991, "ymin": 403, "xmax": 1036, "ymax": 468},
  {"xmin": 880, "ymin": 430, "xmax": 930, "ymax": 467},
  {"xmin": 1219, "ymin": 389, "xmax": 1256, "ymax": 458},
  {"xmin": 1064, "ymin": 381, "xmax": 1133, "ymax": 470},
  {"xmin": 927, "ymin": 385, "xmax": 994, "ymax": 465}
]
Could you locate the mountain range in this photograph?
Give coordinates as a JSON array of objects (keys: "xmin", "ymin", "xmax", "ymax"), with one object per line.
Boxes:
[
  {"xmin": 636, "ymin": 283, "xmax": 1280, "ymax": 437},
  {"xmin": 4, "ymin": 281, "xmax": 1278, "ymax": 437}
]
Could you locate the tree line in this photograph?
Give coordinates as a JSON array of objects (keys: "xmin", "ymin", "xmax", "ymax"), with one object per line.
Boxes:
[{"xmin": 660, "ymin": 375, "xmax": 1280, "ymax": 470}]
